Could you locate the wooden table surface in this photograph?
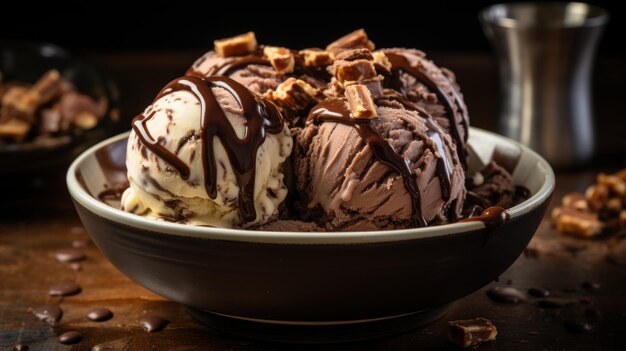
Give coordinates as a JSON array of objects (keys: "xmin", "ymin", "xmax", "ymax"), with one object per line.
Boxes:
[{"xmin": 1, "ymin": 52, "xmax": 626, "ymax": 350}]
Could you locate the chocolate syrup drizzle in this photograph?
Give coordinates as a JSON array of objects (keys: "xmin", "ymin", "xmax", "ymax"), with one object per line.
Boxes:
[
  {"xmin": 132, "ymin": 76, "xmax": 285, "ymax": 222},
  {"xmin": 459, "ymin": 206, "xmax": 510, "ymax": 230},
  {"xmin": 384, "ymin": 52, "xmax": 469, "ymax": 164},
  {"xmin": 206, "ymin": 55, "xmax": 270, "ymax": 76},
  {"xmin": 307, "ymin": 98, "xmax": 456, "ymax": 227}
]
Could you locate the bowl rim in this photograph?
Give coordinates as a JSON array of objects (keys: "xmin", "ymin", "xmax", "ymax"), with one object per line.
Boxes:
[{"xmin": 67, "ymin": 128, "xmax": 555, "ymax": 244}]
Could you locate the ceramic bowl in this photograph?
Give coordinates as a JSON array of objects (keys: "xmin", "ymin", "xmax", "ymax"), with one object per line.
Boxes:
[{"xmin": 67, "ymin": 127, "xmax": 554, "ymax": 342}]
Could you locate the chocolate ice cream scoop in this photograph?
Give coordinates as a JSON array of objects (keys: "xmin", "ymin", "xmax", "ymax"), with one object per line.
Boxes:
[
  {"xmin": 187, "ymin": 32, "xmax": 330, "ymax": 98},
  {"xmin": 295, "ymin": 94, "xmax": 466, "ymax": 231},
  {"xmin": 380, "ymin": 48, "xmax": 469, "ymax": 167},
  {"xmin": 187, "ymin": 50, "xmax": 282, "ymax": 95}
]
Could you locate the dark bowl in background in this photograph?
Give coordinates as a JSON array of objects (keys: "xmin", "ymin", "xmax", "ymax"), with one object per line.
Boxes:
[
  {"xmin": 0, "ymin": 42, "xmax": 120, "ymax": 173},
  {"xmin": 67, "ymin": 128, "xmax": 554, "ymax": 342}
]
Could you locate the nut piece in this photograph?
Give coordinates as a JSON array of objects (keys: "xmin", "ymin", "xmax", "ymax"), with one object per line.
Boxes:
[
  {"xmin": 0, "ymin": 118, "xmax": 31, "ymax": 141},
  {"xmin": 597, "ymin": 173, "xmax": 626, "ymax": 196},
  {"xmin": 372, "ymin": 51, "xmax": 392, "ymax": 75},
  {"xmin": 263, "ymin": 46, "xmax": 295, "ymax": 74},
  {"xmin": 345, "ymin": 84, "xmax": 377, "ymax": 119},
  {"xmin": 562, "ymin": 192, "xmax": 589, "ymax": 211},
  {"xmin": 214, "ymin": 32, "xmax": 258, "ymax": 58},
  {"xmin": 326, "ymin": 29, "xmax": 375, "ymax": 56},
  {"xmin": 585, "ymin": 184, "xmax": 609, "ymax": 211},
  {"xmin": 448, "ymin": 318, "xmax": 497, "ymax": 348},
  {"xmin": 299, "ymin": 49, "xmax": 334, "ymax": 67},
  {"xmin": 552, "ymin": 207, "xmax": 604, "ymax": 237}
]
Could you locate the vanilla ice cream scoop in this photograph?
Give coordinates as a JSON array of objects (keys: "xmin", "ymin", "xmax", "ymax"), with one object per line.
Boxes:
[{"xmin": 121, "ymin": 75, "xmax": 292, "ymax": 228}]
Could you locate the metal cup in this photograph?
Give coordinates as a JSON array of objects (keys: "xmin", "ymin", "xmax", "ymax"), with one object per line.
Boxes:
[{"xmin": 480, "ymin": 2, "xmax": 608, "ymax": 168}]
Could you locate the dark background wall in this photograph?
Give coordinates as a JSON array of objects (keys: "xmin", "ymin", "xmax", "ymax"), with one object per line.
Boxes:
[{"xmin": 0, "ymin": 2, "xmax": 622, "ymax": 54}]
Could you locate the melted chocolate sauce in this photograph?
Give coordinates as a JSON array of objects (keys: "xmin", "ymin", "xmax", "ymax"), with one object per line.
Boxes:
[
  {"xmin": 132, "ymin": 76, "xmax": 285, "ymax": 222},
  {"xmin": 377, "ymin": 93, "xmax": 453, "ymax": 200},
  {"xmin": 207, "ymin": 55, "xmax": 270, "ymax": 76},
  {"xmin": 459, "ymin": 206, "xmax": 510, "ymax": 230},
  {"xmin": 97, "ymin": 182, "xmax": 130, "ymax": 203},
  {"xmin": 384, "ymin": 52, "xmax": 468, "ymax": 164},
  {"xmin": 307, "ymin": 98, "xmax": 427, "ymax": 227}
]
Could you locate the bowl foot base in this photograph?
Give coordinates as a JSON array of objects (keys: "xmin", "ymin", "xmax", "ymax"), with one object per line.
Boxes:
[{"xmin": 186, "ymin": 305, "xmax": 450, "ymax": 343}]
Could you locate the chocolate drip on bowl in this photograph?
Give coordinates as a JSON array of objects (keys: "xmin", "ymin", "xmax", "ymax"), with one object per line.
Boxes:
[{"xmin": 132, "ymin": 76, "xmax": 285, "ymax": 222}]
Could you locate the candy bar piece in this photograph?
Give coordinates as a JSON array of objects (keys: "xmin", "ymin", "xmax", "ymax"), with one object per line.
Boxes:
[
  {"xmin": 614, "ymin": 168, "xmax": 626, "ymax": 182},
  {"xmin": 74, "ymin": 111, "xmax": 98, "ymax": 130},
  {"xmin": 39, "ymin": 105, "xmax": 62, "ymax": 134},
  {"xmin": 326, "ymin": 29, "xmax": 375, "ymax": 56},
  {"xmin": 0, "ymin": 118, "xmax": 31, "ymax": 141},
  {"xmin": 60, "ymin": 92, "xmax": 102, "ymax": 130},
  {"xmin": 562, "ymin": 192, "xmax": 589, "ymax": 211},
  {"xmin": 345, "ymin": 84, "xmax": 377, "ymax": 119},
  {"xmin": 585, "ymin": 184, "xmax": 609, "ymax": 211},
  {"xmin": 333, "ymin": 58, "xmax": 378, "ymax": 84},
  {"xmin": 299, "ymin": 49, "xmax": 334, "ymax": 67},
  {"xmin": 214, "ymin": 32, "xmax": 257, "ymax": 58},
  {"xmin": 552, "ymin": 207, "xmax": 604, "ymax": 237},
  {"xmin": 265, "ymin": 78, "xmax": 318, "ymax": 110},
  {"xmin": 448, "ymin": 318, "xmax": 497, "ymax": 348},
  {"xmin": 30, "ymin": 70, "xmax": 65, "ymax": 105},
  {"xmin": 335, "ymin": 48, "xmax": 374, "ymax": 62},
  {"xmin": 372, "ymin": 51, "xmax": 392, "ymax": 75},
  {"xmin": 1, "ymin": 85, "xmax": 37, "ymax": 122},
  {"xmin": 606, "ymin": 197, "xmax": 623, "ymax": 213},
  {"xmin": 263, "ymin": 46, "xmax": 295, "ymax": 74},
  {"xmin": 597, "ymin": 173, "xmax": 626, "ymax": 196}
]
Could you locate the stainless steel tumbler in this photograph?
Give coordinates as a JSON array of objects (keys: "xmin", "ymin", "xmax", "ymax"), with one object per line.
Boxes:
[{"xmin": 480, "ymin": 2, "xmax": 608, "ymax": 168}]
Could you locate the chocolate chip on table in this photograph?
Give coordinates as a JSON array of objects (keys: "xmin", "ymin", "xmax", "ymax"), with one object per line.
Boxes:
[
  {"xmin": 486, "ymin": 286, "xmax": 527, "ymax": 304},
  {"xmin": 139, "ymin": 316, "xmax": 170, "ymax": 332},
  {"xmin": 13, "ymin": 344, "xmax": 28, "ymax": 351},
  {"xmin": 86, "ymin": 307, "xmax": 114, "ymax": 322},
  {"xmin": 58, "ymin": 330, "xmax": 82, "ymax": 345},
  {"xmin": 55, "ymin": 248, "xmax": 86, "ymax": 263},
  {"xmin": 528, "ymin": 287, "xmax": 551, "ymax": 297},
  {"xmin": 48, "ymin": 281, "xmax": 81, "ymax": 296},
  {"xmin": 30, "ymin": 304, "xmax": 63, "ymax": 325}
]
